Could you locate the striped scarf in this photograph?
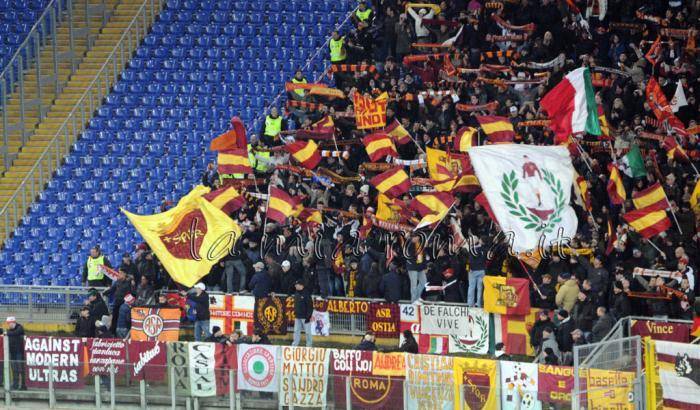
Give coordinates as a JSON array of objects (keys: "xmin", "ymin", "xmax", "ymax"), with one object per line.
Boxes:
[
  {"xmin": 491, "ymin": 14, "xmax": 536, "ymax": 33},
  {"xmin": 286, "ymin": 100, "xmax": 327, "ymax": 111},
  {"xmin": 330, "ymin": 64, "xmax": 377, "ymax": 73},
  {"xmin": 455, "ymin": 101, "xmax": 499, "ymax": 112}
]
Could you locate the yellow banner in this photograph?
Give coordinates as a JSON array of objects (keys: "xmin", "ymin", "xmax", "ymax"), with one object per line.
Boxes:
[{"xmin": 354, "ymin": 92, "xmax": 388, "ymax": 129}]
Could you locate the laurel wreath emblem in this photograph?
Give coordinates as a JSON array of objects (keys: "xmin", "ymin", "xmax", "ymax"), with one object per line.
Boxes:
[
  {"xmin": 500, "ymin": 169, "xmax": 565, "ymax": 234},
  {"xmin": 450, "ymin": 314, "xmax": 488, "ymax": 353}
]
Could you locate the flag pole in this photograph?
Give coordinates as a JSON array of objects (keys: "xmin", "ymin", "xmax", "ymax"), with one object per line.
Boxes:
[
  {"xmin": 261, "ymin": 184, "xmax": 271, "ymax": 259},
  {"xmin": 675, "ymin": 135, "xmax": 700, "ymax": 177},
  {"xmin": 645, "ymin": 238, "xmax": 665, "ymax": 258},
  {"xmin": 516, "ymin": 257, "xmax": 544, "ymax": 298},
  {"xmin": 407, "ymin": 131, "xmax": 427, "ymax": 156}
]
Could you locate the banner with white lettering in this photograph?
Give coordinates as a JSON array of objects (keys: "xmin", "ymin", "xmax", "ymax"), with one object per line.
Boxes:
[
  {"xmin": 128, "ymin": 340, "xmax": 167, "ymax": 381},
  {"xmin": 331, "ymin": 349, "xmax": 405, "ymax": 409},
  {"xmin": 86, "ymin": 338, "xmax": 126, "ymax": 376},
  {"xmin": 280, "ymin": 347, "xmax": 330, "ymax": 407},
  {"xmin": 25, "ymin": 336, "xmax": 84, "ymax": 389},
  {"xmin": 188, "ymin": 342, "xmax": 217, "ymax": 397},
  {"xmin": 237, "ymin": 344, "xmax": 280, "ymax": 392},
  {"xmin": 419, "ymin": 304, "xmax": 489, "ymax": 354},
  {"xmin": 630, "ymin": 319, "xmax": 690, "ymax": 342},
  {"xmin": 405, "ymin": 354, "xmax": 453, "ymax": 410}
]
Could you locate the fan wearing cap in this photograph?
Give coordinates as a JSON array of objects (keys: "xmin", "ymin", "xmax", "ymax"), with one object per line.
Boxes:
[
  {"xmin": 678, "ymin": 256, "xmax": 695, "ymax": 291},
  {"xmin": 86, "ymin": 288, "xmax": 109, "ymax": 328},
  {"xmin": 181, "ymin": 283, "xmax": 211, "ymax": 342},
  {"xmin": 75, "ymin": 306, "xmax": 95, "ymax": 338},
  {"xmin": 115, "ymin": 294, "xmax": 136, "ymax": 339},
  {"xmin": 248, "ymin": 262, "xmax": 272, "ymax": 298},
  {"xmin": 279, "ymin": 260, "xmax": 301, "ymax": 295},
  {"xmin": 6, "ymin": 316, "xmax": 26, "ymax": 390}
]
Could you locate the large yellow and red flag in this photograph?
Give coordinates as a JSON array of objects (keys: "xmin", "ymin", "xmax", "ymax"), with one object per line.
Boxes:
[
  {"xmin": 476, "ymin": 115, "xmax": 515, "ymax": 143},
  {"xmin": 606, "ymin": 164, "xmax": 626, "ymax": 205},
  {"xmin": 209, "ymin": 117, "xmax": 247, "ymax": 151},
  {"xmin": 267, "ymin": 187, "xmax": 298, "ymax": 224},
  {"xmin": 370, "ymin": 167, "xmax": 411, "ymax": 198},
  {"xmin": 453, "ymin": 126, "xmax": 477, "ymax": 152},
  {"xmin": 622, "ymin": 205, "xmax": 671, "ymax": 239},
  {"xmin": 354, "ymin": 92, "xmax": 389, "ymax": 129},
  {"xmin": 632, "ymin": 182, "xmax": 668, "ymax": 211},
  {"xmin": 122, "ymin": 186, "xmax": 242, "ymax": 287},
  {"xmin": 409, "ymin": 192, "xmax": 455, "ymax": 229},
  {"xmin": 383, "ymin": 119, "xmax": 411, "ymax": 145},
  {"xmin": 483, "ymin": 276, "xmax": 531, "ymax": 315},
  {"xmin": 203, "ymin": 186, "xmax": 245, "ymax": 214},
  {"xmin": 217, "ymin": 148, "xmax": 253, "ymax": 174},
  {"xmin": 286, "ymin": 140, "xmax": 321, "ymax": 169}
]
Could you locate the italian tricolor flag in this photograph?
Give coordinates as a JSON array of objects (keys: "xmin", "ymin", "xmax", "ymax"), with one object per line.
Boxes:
[{"xmin": 541, "ymin": 67, "xmax": 601, "ymax": 142}]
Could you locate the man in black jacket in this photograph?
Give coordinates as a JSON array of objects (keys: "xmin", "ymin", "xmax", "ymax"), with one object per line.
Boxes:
[
  {"xmin": 6, "ymin": 317, "xmax": 26, "ymax": 390},
  {"xmin": 184, "ymin": 283, "xmax": 211, "ymax": 342},
  {"xmin": 555, "ymin": 309, "xmax": 576, "ymax": 356},
  {"xmin": 87, "ymin": 288, "xmax": 109, "ymax": 326},
  {"xmin": 292, "ymin": 280, "xmax": 314, "ymax": 347},
  {"xmin": 532, "ymin": 273, "xmax": 557, "ymax": 309},
  {"xmin": 103, "ymin": 268, "xmax": 134, "ymax": 334},
  {"xmin": 75, "ymin": 307, "xmax": 95, "ymax": 337}
]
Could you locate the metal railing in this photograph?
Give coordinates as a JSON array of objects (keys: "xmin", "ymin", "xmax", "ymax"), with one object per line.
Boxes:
[
  {"xmin": 0, "ymin": 0, "xmax": 162, "ymax": 243},
  {"xmin": 1, "ymin": 0, "xmax": 114, "ymax": 171}
]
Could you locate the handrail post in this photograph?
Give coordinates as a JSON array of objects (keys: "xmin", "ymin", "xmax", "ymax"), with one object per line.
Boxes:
[
  {"xmin": 51, "ymin": 7, "xmax": 59, "ymax": 98},
  {"xmin": 34, "ymin": 32, "xmax": 43, "ymax": 122},
  {"xmin": 2, "ymin": 82, "xmax": 8, "ymax": 173},
  {"xmin": 68, "ymin": 0, "xmax": 76, "ymax": 72},
  {"xmin": 84, "ymin": 0, "xmax": 90, "ymax": 48},
  {"xmin": 17, "ymin": 54, "xmax": 25, "ymax": 145}
]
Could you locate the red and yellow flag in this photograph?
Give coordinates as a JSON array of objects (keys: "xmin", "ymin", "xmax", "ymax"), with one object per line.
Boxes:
[
  {"xmin": 662, "ymin": 135, "xmax": 687, "ymax": 161},
  {"xmin": 476, "ymin": 115, "xmax": 515, "ymax": 143},
  {"xmin": 286, "ymin": 140, "xmax": 321, "ymax": 169},
  {"xmin": 453, "ymin": 126, "xmax": 477, "ymax": 152},
  {"xmin": 597, "ymin": 105, "xmax": 612, "ymax": 140},
  {"xmin": 217, "ymin": 148, "xmax": 253, "ymax": 174},
  {"xmin": 575, "ymin": 174, "xmax": 592, "ymax": 211},
  {"xmin": 363, "ymin": 133, "xmax": 398, "ymax": 161},
  {"xmin": 622, "ymin": 205, "xmax": 671, "ymax": 239},
  {"xmin": 354, "ymin": 92, "xmax": 389, "ymax": 129},
  {"xmin": 632, "ymin": 182, "xmax": 668, "ymax": 211},
  {"xmin": 296, "ymin": 115, "xmax": 335, "ymax": 140},
  {"xmin": 383, "ymin": 119, "xmax": 411, "ymax": 145},
  {"xmin": 376, "ymin": 193, "xmax": 403, "ymax": 222},
  {"xmin": 410, "ymin": 192, "xmax": 455, "ymax": 229},
  {"xmin": 203, "ymin": 186, "xmax": 245, "ymax": 214},
  {"xmin": 606, "ymin": 164, "xmax": 626, "ymax": 205},
  {"xmin": 298, "ymin": 208, "xmax": 323, "ymax": 228},
  {"xmin": 267, "ymin": 187, "xmax": 298, "ymax": 224},
  {"xmin": 370, "ymin": 167, "xmax": 411, "ymax": 198},
  {"xmin": 122, "ymin": 186, "xmax": 242, "ymax": 287},
  {"xmin": 483, "ymin": 276, "xmax": 531, "ymax": 315},
  {"xmin": 210, "ymin": 117, "xmax": 247, "ymax": 151}
]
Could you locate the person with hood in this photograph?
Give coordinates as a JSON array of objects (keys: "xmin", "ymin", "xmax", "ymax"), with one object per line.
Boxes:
[
  {"xmin": 75, "ymin": 306, "xmax": 95, "ymax": 337},
  {"xmin": 6, "ymin": 317, "xmax": 26, "ymax": 390},
  {"xmin": 115, "ymin": 294, "xmax": 135, "ymax": 338},
  {"xmin": 279, "ymin": 260, "xmax": 301, "ymax": 295},
  {"xmin": 530, "ymin": 310, "xmax": 553, "ymax": 352},
  {"xmin": 355, "ymin": 332, "xmax": 378, "ymax": 351},
  {"xmin": 555, "ymin": 309, "xmax": 576, "ymax": 355},
  {"xmin": 555, "ymin": 272, "xmax": 579, "ymax": 312},
  {"xmin": 591, "ymin": 306, "xmax": 615, "ymax": 342},
  {"xmin": 538, "ymin": 327, "xmax": 561, "ymax": 364},
  {"xmin": 206, "ymin": 326, "xmax": 228, "ymax": 344},
  {"xmin": 183, "ymin": 283, "xmax": 211, "ymax": 342},
  {"xmin": 610, "ymin": 280, "xmax": 631, "ymax": 319},
  {"xmin": 292, "ymin": 279, "xmax": 314, "ymax": 347}
]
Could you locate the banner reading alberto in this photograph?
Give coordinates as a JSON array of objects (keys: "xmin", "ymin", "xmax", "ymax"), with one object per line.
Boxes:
[
  {"xmin": 405, "ymin": 354, "xmax": 454, "ymax": 410},
  {"xmin": 354, "ymin": 92, "xmax": 388, "ymax": 129},
  {"xmin": 452, "ymin": 357, "xmax": 498, "ymax": 410}
]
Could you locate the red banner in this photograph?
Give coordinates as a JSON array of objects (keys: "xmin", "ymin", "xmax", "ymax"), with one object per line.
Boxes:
[
  {"xmin": 127, "ymin": 340, "xmax": 167, "ymax": 381},
  {"xmin": 25, "ymin": 336, "xmax": 85, "ymax": 389},
  {"xmin": 367, "ymin": 303, "xmax": 400, "ymax": 338},
  {"xmin": 331, "ymin": 349, "xmax": 404, "ymax": 410},
  {"xmin": 86, "ymin": 338, "xmax": 127, "ymax": 376},
  {"xmin": 537, "ymin": 364, "xmax": 575, "ymax": 404},
  {"xmin": 215, "ymin": 344, "xmax": 238, "ymax": 395},
  {"xmin": 630, "ymin": 319, "xmax": 690, "ymax": 342}
]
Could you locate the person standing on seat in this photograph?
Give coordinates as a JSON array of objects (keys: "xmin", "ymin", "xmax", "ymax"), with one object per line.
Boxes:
[
  {"xmin": 83, "ymin": 246, "xmax": 111, "ymax": 287},
  {"xmin": 261, "ymin": 107, "xmax": 285, "ymax": 146},
  {"xmin": 329, "ymin": 30, "xmax": 347, "ymax": 88},
  {"xmin": 292, "ymin": 280, "xmax": 314, "ymax": 347}
]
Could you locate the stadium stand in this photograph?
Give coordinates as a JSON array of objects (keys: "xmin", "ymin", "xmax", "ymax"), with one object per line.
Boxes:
[
  {"xmin": 0, "ymin": 0, "xmax": 50, "ymax": 68},
  {"xmin": 0, "ymin": 0, "xmax": 354, "ymax": 286}
]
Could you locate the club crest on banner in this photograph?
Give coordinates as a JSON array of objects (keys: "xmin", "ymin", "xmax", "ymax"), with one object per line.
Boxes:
[{"xmin": 448, "ymin": 309, "xmax": 489, "ymax": 355}]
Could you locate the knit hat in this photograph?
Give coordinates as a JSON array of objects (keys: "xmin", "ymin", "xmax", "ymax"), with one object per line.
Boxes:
[{"xmin": 124, "ymin": 294, "xmax": 135, "ymax": 305}]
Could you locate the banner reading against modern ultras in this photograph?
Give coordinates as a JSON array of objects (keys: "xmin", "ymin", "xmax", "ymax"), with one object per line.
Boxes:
[
  {"xmin": 25, "ymin": 336, "xmax": 84, "ymax": 389},
  {"xmin": 279, "ymin": 347, "xmax": 330, "ymax": 407}
]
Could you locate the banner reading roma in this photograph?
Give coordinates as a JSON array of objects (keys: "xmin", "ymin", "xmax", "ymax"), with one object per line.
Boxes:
[
  {"xmin": 630, "ymin": 319, "xmax": 690, "ymax": 342},
  {"xmin": 452, "ymin": 357, "xmax": 498, "ymax": 410},
  {"xmin": 86, "ymin": 338, "xmax": 127, "ymax": 376},
  {"xmin": 25, "ymin": 336, "xmax": 84, "ymax": 389},
  {"xmin": 280, "ymin": 347, "xmax": 330, "ymax": 407},
  {"xmin": 128, "ymin": 340, "xmax": 167, "ymax": 381},
  {"xmin": 130, "ymin": 307, "xmax": 181, "ymax": 341},
  {"xmin": 405, "ymin": 354, "xmax": 453, "ymax": 410},
  {"xmin": 537, "ymin": 364, "xmax": 574, "ymax": 404},
  {"xmin": 255, "ymin": 296, "xmax": 288, "ymax": 335},
  {"xmin": 367, "ymin": 303, "xmax": 399, "ymax": 338},
  {"xmin": 354, "ymin": 92, "xmax": 388, "ymax": 129}
]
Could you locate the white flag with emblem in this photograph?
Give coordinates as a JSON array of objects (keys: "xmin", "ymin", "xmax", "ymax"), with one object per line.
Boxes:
[{"xmin": 470, "ymin": 145, "xmax": 578, "ymax": 252}]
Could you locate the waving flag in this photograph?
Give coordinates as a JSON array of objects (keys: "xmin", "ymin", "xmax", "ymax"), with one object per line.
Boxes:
[
  {"xmin": 122, "ymin": 186, "xmax": 242, "ymax": 287},
  {"xmin": 483, "ymin": 276, "xmax": 531, "ymax": 315},
  {"xmin": 203, "ymin": 186, "xmax": 245, "ymax": 214},
  {"xmin": 410, "ymin": 192, "xmax": 455, "ymax": 229},
  {"xmin": 286, "ymin": 140, "xmax": 321, "ymax": 169},
  {"xmin": 267, "ymin": 187, "xmax": 298, "ymax": 224},
  {"xmin": 540, "ymin": 67, "xmax": 601, "ymax": 141},
  {"xmin": 354, "ymin": 92, "xmax": 389, "ymax": 129},
  {"xmin": 453, "ymin": 126, "xmax": 477, "ymax": 152},
  {"xmin": 619, "ymin": 144, "xmax": 646, "ymax": 178},
  {"xmin": 210, "ymin": 117, "xmax": 247, "ymax": 151},
  {"xmin": 632, "ymin": 182, "xmax": 668, "ymax": 211},
  {"xmin": 384, "ymin": 119, "xmax": 411, "ymax": 145},
  {"xmin": 607, "ymin": 164, "xmax": 626, "ymax": 205},
  {"xmin": 217, "ymin": 148, "xmax": 253, "ymax": 174},
  {"xmin": 646, "ymin": 77, "xmax": 687, "ymax": 136},
  {"xmin": 476, "ymin": 115, "xmax": 516, "ymax": 143},
  {"xmin": 662, "ymin": 136, "xmax": 687, "ymax": 161},
  {"xmin": 370, "ymin": 167, "xmax": 411, "ymax": 198},
  {"xmin": 623, "ymin": 205, "xmax": 671, "ymax": 239},
  {"xmin": 296, "ymin": 116, "xmax": 335, "ymax": 140},
  {"xmin": 363, "ymin": 133, "xmax": 398, "ymax": 161},
  {"xmin": 574, "ymin": 174, "xmax": 591, "ymax": 211}
]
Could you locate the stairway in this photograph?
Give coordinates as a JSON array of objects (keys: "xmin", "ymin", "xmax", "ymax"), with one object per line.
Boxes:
[{"xmin": 0, "ymin": 0, "xmax": 160, "ymax": 241}]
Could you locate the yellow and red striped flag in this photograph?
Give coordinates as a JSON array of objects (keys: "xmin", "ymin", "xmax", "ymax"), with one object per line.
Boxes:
[
  {"xmin": 376, "ymin": 193, "xmax": 403, "ymax": 222},
  {"xmin": 383, "ymin": 119, "xmax": 411, "ymax": 145},
  {"xmin": 296, "ymin": 115, "xmax": 335, "ymax": 140},
  {"xmin": 598, "ymin": 105, "xmax": 612, "ymax": 140},
  {"xmin": 453, "ymin": 126, "xmax": 477, "ymax": 152},
  {"xmin": 203, "ymin": 186, "xmax": 245, "ymax": 214},
  {"xmin": 575, "ymin": 174, "xmax": 591, "ymax": 211},
  {"xmin": 483, "ymin": 276, "xmax": 531, "ymax": 315},
  {"xmin": 690, "ymin": 180, "xmax": 700, "ymax": 212},
  {"xmin": 217, "ymin": 148, "xmax": 253, "ymax": 174},
  {"xmin": 476, "ymin": 115, "xmax": 515, "ymax": 143},
  {"xmin": 622, "ymin": 205, "xmax": 671, "ymax": 239},
  {"xmin": 286, "ymin": 140, "xmax": 321, "ymax": 169},
  {"xmin": 267, "ymin": 187, "xmax": 298, "ymax": 224},
  {"xmin": 632, "ymin": 182, "xmax": 668, "ymax": 211},
  {"xmin": 409, "ymin": 192, "xmax": 455, "ymax": 229},
  {"xmin": 662, "ymin": 136, "xmax": 687, "ymax": 161},
  {"xmin": 363, "ymin": 133, "xmax": 398, "ymax": 162},
  {"xmin": 606, "ymin": 164, "xmax": 626, "ymax": 205},
  {"xmin": 370, "ymin": 167, "xmax": 411, "ymax": 198},
  {"xmin": 432, "ymin": 174, "xmax": 480, "ymax": 193},
  {"xmin": 298, "ymin": 208, "xmax": 322, "ymax": 228}
]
